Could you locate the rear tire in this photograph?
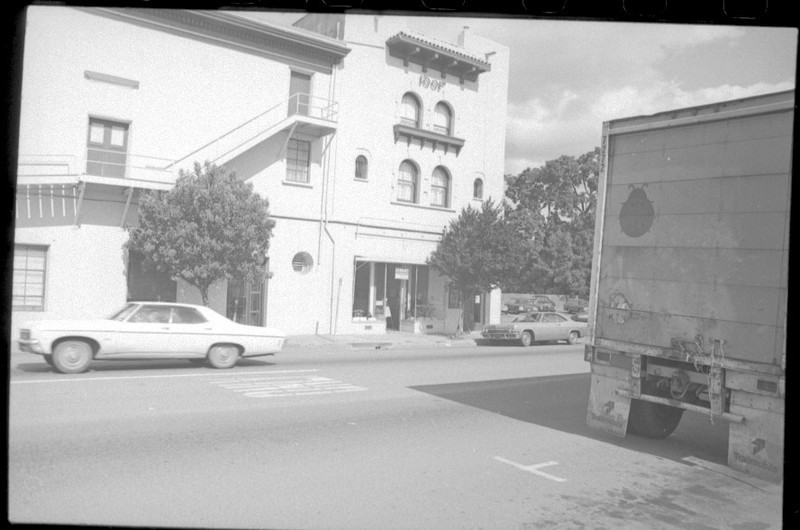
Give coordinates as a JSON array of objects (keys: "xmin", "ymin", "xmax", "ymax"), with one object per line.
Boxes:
[
  {"xmin": 52, "ymin": 340, "xmax": 93, "ymax": 374},
  {"xmin": 627, "ymin": 399, "xmax": 684, "ymax": 439},
  {"xmin": 208, "ymin": 345, "xmax": 240, "ymax": 369}
]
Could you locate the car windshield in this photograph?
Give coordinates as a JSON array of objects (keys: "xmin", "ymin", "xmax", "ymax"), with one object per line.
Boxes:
[{"xmin": 109, "ymin": 303, "xmax": 139, "ymax": 321}]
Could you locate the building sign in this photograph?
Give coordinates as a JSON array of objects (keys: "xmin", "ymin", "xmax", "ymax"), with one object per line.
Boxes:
[
  {"xmin": 419, "ymin": 75, "xmax": 445, "ymax": 92},
  {"xmin": 395, "ymin": 267, "xmax": 410, "ymax": 280}
]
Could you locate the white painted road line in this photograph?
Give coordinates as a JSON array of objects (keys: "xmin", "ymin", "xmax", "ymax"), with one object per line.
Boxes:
[
  {"xmin": 211, "ymin": 375, "xmax": 367, "ymax": 398},
  {"xmin": 10, "ymin": 369, "xmax": 319, "ymax": 385},
  {"xmin": 493, "ymin": 456, "xmax": 567, "ymax": 482}
]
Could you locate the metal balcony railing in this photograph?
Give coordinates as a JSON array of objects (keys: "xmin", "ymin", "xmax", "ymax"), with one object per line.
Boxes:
[
  {"xmin": 17, "ymin": 93, "xmax": 338, "ymax": 184},
  {"xmin": 169, "ymin": 93, "xmax": 338, "ymax": 171},
  {"xmin": 17, "ymin": 153, "xmax": 175, "ymax": 184}
]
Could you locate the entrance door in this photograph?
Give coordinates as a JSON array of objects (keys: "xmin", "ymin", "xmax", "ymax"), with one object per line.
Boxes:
[
  {"xmin": 289, "ymin": 71, "xmax": 311, "ymax": 117},
  {"xmin": 473, "ymin": 293, "xmax": 484, "ymax": 326}
]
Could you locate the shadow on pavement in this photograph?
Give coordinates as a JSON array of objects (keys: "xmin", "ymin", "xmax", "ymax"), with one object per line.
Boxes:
[
  {"xmin": 410, "ymin": 372, "xmax": 730, "ymax": 467},
  {"xmin": 13, "ymin": 356, "xmax": 277, "ymax": 374}
]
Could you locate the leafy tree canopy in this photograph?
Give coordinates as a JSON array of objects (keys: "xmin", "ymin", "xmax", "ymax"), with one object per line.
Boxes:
[
  {"xmin": 503, "ymin": 147, "xmax": 600, "ymax": 297},
  {"xmin": 427, "ymin": 199, "xmax": 531, "ymax": 331},
  {"xmin": 126, "ymin": 162, "xmax": 275, "ymax": 306}
]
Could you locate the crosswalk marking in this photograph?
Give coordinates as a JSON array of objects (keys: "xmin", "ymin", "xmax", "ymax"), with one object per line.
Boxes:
[{"xmin": 210, "ymin": 374, "xmax": 367, "ymax": 398}]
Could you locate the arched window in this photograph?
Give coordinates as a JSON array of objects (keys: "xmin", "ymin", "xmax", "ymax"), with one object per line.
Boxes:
[
  {"xmin": 397, "ymin": 161, "xmax": 419, "ymax": 203},
  {"xmin": 433, "ymin": 102, "xmax": 453, "ymax": 135},
  {"xmin": 401, "ymin": 93, "xmax": 421, "ymax": 128},
  {"xmin": 473, "ymin": 178, "xmax": 484, "ymax": 199},
  {"xmin": 431, "ymin": 167, "xmax": 450, "ymax": 208},
  {"xmin": 355, "ymin": 155, "xmax": 368, "ymax": 180}
]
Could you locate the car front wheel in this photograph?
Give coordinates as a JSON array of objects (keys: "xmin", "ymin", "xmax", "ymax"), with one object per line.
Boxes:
[
  {"xmin": 52, "ymin": 340, "xmax": 93, "ymax": 374},
  {"xmin": 208, "ymin": 345, "xmax": 240, "ymax": 369},
  {"xmin": 567, "ymin": 331, "xmax": 579, "ymax": 345},
  {"xmin": 520, "ymin": 331, "xmax": 534, "ymax": 347}
]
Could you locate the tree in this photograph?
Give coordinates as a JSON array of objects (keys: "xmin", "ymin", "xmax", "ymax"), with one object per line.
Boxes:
[
  {"xmin": 504, "ymin": 147, "xmax": 600, "ymax": 297},
  {"xmin": 428, "ymin": 199, "xmax": 529, "ymax": 333},
  {"xmin": 126, "ymin": 162, "xmax": 275, "ymax": 306}
]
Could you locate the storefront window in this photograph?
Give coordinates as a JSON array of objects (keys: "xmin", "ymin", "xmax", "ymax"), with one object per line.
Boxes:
[{"xmin": 352, "ymin": 261, "xmax": 431, "ymax": 327}]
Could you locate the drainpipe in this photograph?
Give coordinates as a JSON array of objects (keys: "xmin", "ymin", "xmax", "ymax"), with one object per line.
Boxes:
[{"xmin": 321, "ymin": 64, "xmax": 339, "ymax": 334}]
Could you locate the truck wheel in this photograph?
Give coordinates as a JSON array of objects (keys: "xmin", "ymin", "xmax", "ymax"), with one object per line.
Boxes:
[
  {"xmin": 208, "ymin": 345, "xmax": 240, "ymax": 369},
  {"xmin": 567, "ymin": 331, "xmax": 579, "ymax": 345},
  {"xmin": 627, "ymin": 399, "xmax": 684, "ymax": 439},
  {"xmin": 52, "ymin": 340, "xmax": 93, "ymax": 374},
  {"xmin": 520, "ymin": 331, "xmax": 534, "ymax": 347}
]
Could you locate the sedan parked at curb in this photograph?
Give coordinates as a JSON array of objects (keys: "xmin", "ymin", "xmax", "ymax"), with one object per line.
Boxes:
[
  {"xmin": 563, "ymin": 298, "xmax": 589, "ymax": 314},
  {"xmin": 482, "ymin": 311, "xmax": 587, "ymax": 347},
  {"xmin": 17, "ymin": 302, "xmax": 287, "ymax": 374},
  {"xmin": 505, "ymin": 295, "xmax": 556, "ymax": 314}
]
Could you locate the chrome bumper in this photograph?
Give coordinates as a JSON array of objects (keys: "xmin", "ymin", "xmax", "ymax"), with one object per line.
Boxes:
[
  {"xmin": 481, "ymin": 331, "xmax": 521, "ymax": 340},
  {"xmin": 17, "ymin": 339, "xmax": 45, "ymax": 355}
]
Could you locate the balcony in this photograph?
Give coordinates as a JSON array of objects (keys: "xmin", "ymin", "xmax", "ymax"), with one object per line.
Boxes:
[
  {"xmin": 393, "ymin": 124, "xmax": 465, "ymax": 156},
  {"xmin": 16, "ymin": 153, "xmax": 175, "ymax": 189},
  {"xmin": 168, "ymin": 93, "xmax": 338, "ymax": 172}
]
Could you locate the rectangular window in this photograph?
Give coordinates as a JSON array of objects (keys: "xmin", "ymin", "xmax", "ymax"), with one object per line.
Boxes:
[
  {"xmin": 13, "ymin": 245, "xmax": 47, "ymax": 310},
  {"xmin": 87, "ymin": 118, "xmax": 129, "ymax": 178},
  {"xmin": 286, "ymin": 139, "xmax": 311, "ymax": 183},
  {"xmin": 448, "ymin": 286, "xmax": 461, "ymax": 309}
]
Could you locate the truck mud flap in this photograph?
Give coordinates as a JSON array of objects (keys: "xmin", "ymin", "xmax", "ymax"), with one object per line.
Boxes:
[
  {"xmin": 728, "ymin": 408, "xmax": 784, "ymax": 483},
  {"xmin": 586, "ymin": 371, "xmax": 631, "ymax": 437}
]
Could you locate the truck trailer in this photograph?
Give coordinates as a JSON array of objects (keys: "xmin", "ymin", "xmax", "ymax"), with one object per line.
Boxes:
[{"xmin": 585, "ymin": 90, "xmax": 793, "ymax": 483}]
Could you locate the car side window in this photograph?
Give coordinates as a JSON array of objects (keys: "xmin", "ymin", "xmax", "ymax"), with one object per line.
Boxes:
[
  {"xmin": 129, "ymin": 305, "xmax": 171, "ymax": 323},
  {"xmin": 522, "ymin": 314, "xmax": 540, "ymax": 322},
  {"xmin": 171, "ymin": 307, "xmax": 207, "ymax": 324},
  {"xmin": 544, "ymin": 314, "xmax": 566, "ymax": 323}
]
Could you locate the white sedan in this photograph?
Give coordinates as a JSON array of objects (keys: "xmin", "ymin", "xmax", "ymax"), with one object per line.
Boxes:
[{"xmin": 17, "ymin": 302, "xmax": 287, "ymax": 374}]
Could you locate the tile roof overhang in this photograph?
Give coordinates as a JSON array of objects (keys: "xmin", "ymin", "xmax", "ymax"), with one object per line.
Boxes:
[{"xmin": 386, "ymin": 31, "xmax": 491, "ymax": 84}]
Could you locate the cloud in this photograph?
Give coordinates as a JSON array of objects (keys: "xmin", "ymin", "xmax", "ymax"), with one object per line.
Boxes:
[{"xmin": 504, "ymin": 80, "xmax": 795, "ymax": 175}]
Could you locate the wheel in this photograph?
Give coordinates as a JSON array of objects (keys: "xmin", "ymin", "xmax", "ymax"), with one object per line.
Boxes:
[
  {"xmin": 567, "ymin": 331, "xmax": 579, "ymax": 345},
  {"xmin": 520, "ymin": 331, "xmax": 534, "ymax": 347},
  {"xmin": 207, "ymin": 345, "xmax": 240, "ymax": 369},
  {"xmin": 627, "ymin": 399, "xmax": 684, "ymax": 439},
  {"xmin": 52, "ymin": 340, "xmax": 93, "ymax": 374}
]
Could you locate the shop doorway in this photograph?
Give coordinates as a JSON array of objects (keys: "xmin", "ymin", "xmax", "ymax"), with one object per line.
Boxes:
[{"xmin": 473, "ymin": 292, "xmax": 484, "ymax": 327}]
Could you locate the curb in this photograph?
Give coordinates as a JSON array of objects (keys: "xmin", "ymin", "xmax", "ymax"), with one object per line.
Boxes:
[{"xmin": 284, "ymin": 339, "xmax": 479, "ymax": 351}]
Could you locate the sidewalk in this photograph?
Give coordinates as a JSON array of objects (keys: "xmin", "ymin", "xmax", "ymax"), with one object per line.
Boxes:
[{"xmin": 283, "ymin": 330, "xmax": 483, "ymax": 351}]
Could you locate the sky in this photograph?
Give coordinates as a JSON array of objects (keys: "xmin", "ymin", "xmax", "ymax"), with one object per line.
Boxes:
[{"xmin": 245, "ymin": 11, "xmax": 797, "ymax": 176}]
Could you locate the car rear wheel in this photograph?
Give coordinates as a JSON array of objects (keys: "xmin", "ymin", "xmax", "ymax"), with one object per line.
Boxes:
[
  {"xmin": 52, "ymin": 340, "xmax": 93, "ymax": 374},
  {"xmin": 208, "ymin": 345, "xmax": 240, "ymax": 369},
  {"xmin": 567, "ymin": 331, "xmax": 579, "ymax": 345},
  {"xmin": 520, "ymin": 331, "xmax": 534, "ymax": 347}
]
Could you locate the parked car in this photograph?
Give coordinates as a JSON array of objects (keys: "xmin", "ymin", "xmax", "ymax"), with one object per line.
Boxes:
[
  {"xmin": 571, "ymin": 310, "xmax": 589, "ymax": 323},
  {"xmin": 563, "ymin": 298, "xmax": 589, "ymax": 313},
  {"xmin": 505, "ymin": 295, "xmax": 556, "ymax": 314},
  {"xmin": 482, "ymin": 311, "xmax": 586, "ymax": 347},
  {"xmin": 17, "ymin": 302, "xmax": 287, "ymax": 374}
]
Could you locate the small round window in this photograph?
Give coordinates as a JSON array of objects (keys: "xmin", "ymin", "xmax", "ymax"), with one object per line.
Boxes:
[{"xmin": 291, "ymin": 252, "xmax": 314, "ymax": 274}]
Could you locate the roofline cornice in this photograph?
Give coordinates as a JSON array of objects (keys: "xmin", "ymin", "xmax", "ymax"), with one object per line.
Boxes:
[{"xmin": 77, "ymin": 8, "xmax": 351, "ymax": 71}]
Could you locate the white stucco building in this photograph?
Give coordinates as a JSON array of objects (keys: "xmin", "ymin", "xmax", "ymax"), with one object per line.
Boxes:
[{"xmin": 11, "ymin": 7, "xmax": 510, "ymax": 342}]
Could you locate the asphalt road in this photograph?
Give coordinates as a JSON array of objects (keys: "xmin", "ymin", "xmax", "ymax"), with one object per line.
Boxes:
[{"xmin": 8, "ymin": 344, "xmax": 784, "ymax": 529}]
